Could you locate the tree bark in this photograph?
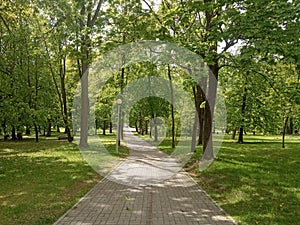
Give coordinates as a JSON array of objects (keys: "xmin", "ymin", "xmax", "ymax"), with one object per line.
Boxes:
[
  {"xmin": 282, "ymin": 116, "xmax": 289, "ymax": 148},
  {"xmin": 11, "ymin": 126, "xmax": 17, "ymax": 140},
  {"xmin": 191, "ymin": 110, "xmax": 198, "ymax": 152},
  {"xmin": 46, "ymin": 119, "xmax": 51, "ymax": 137},
  {"xmin": 26, "ymin": 126, "xmax": 31, "ymax": 135},
  {"xmin": 231, "ymin": 128, "xmax": 237, "ymax": 140},
  {"xmin": 202, "ymin": 63, "xmax": 218, "ymax": 160},
  {"xmin": 34, "ymin": 124, "xmax": 39, "ymax": 142},
  {"xmin": 80, "ymin": 57, "xmax": 89, "ymax": 147},
  {"xmin": 168, "ymin": 65, "xmax": 175, "ymax": 148},
  {"xmin": 103, "ymin": 120, "xmax": 106, "ymax": 135},
  {"xmin": 238, "ymin": 86, "xmax": 247, "ymax": 144},
  {"xmin": 139, "ymin": 111, "xmax": 143, "ymax": 135},
  {"xmin": 60, "ymin": 56, "xmax": 72, "ymax": 142},
  {"xmin": 79, "ymin": 0, "xmax": 104, "ymax": 147}
]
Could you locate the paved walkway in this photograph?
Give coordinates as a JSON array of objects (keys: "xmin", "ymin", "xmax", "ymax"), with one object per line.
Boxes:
[{"xmin": 54, "ymin": 128, "xmax": 237, "ymax": 225}]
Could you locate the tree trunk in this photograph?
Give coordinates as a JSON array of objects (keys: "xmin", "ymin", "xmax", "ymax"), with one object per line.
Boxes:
[
  {"xmin": 77, "ymin": 0, "xmax": 104, "ymax": 146},
  {"xmin": 25, "ymin": 126, "xmax": 31, "ymax": 135},
  {"xmin": 103, "ymin": 120, "xmax": 106, "ymax": 135},
  {"xmin": 60, "ymin": 56, "xmax": 72, "ymax": 142},
  {"xmin": 202, "ymin": 63, "xmax": 218, "ymax": 160},
  {"xmin": 120, "ymin": 67, "xmax": 125, "ymax": 140},
  {"xmin": 168, "ymin": 65, "xmax": 175, "ymax": 148},
  {"xmin": 191, "ymin": 110, "xmax": 198, "ymax": 152},
  {"xmin": 109, "ymin": 121, "xmax": 112, "ymax": 133},
  {"xmin": 79, "ymin": 49, "xmax": 89, "ymax": 147},
  {"xmin": 34, "ymin": 124, "xmax": 39, "ymax": 142},
  {"xmin": 145, "ymin": 121, "xmax": 148, "ymax": 135},
  {"xmin": 139, "ymin": 111, "xmax": 143, "ymax": 135},
  {"xmin": 231, "ymin": 128, "xmax": 237, "ymax": 140},
  {"xmin": 135, "ymin": 120, "xmax": 138, "ymax": 133},
  {"xmin": 11, "ymin": 126, "xmax": 17, "ymax": 140},
  {"xmin": 282, "ymin": 116, "xmax": 289, "ymax": 148},
  {"xmin": 154, "ymin": 121, "xmax": 158, "ymax": 141},
  {"xmin": 46, "ymin": 119, "xmax": 51, "ymax": 137},
  {"xmin": 287, "ymin": 117, "xmax": 294, "ymax": 135},
  {"xmin": 238, "ymin": 85, "xmax": 247, "ymax": 144}
]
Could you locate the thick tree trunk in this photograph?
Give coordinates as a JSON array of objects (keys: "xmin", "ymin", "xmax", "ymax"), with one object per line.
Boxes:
[
  {"xmin": 202, "ymin": 63, "xmax": 218, "ymax": 160},
  {"xmin": 168, "ymin": 65, "xmax": 175, "ymax": 148},
  {"xmin": 78, "ymin": 0, "xmax": 103, "ymax": 146},
  {"xmin": 79, "ymin": 50, "xmax": 89, "ymax": 148}
]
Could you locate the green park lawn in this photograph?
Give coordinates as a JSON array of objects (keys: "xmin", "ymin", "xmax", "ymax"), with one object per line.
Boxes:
[
  {"xmin": 159, "ymin": 135, "xmax": 300, "ymax": 225},
  {"xmin": 0, "ymin": 133, "xmax": 128, "ymax": 225},
  {"xmin": 1, "ymin": 132, "xmax": 299, "ymax": 225}
]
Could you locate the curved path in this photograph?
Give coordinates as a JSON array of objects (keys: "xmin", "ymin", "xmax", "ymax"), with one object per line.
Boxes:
[{"xmin": 54, "ymin": 128, "xmax": 237, "ymax": 225}]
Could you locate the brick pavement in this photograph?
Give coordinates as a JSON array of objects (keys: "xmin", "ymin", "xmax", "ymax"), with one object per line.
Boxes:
[{"xmin": 54, "ymin": 128, "xmax": 237, "ymax": 225}]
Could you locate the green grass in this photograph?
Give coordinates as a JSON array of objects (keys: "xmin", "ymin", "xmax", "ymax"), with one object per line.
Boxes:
[
  {"xmin": 157, "ymin": 135, "xmax": 300, "ymax": 225},
  {"xmin": 0, "ymin": 132, "xmax": 128, "ymax": 225}
]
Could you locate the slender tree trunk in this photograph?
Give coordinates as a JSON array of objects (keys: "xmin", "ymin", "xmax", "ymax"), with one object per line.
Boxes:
[
  {"xmin": 103, "ymin": 121, "xmax": 106, "ymax": 135},
  {"xmin": 60, "ymin": 56, "xmax": 72, "ymax": 142},
  {"xmin": 191, "ymin": 110, "xmax": 198, "ymax": 152},
  {"xmin": 11, "ymin": 126, "xmax": 17, "ymax": 140},
  {"xmin": 145, "ymin": 121, "xmax": 148, "ymax": 135},
  {"xmin": 151, "ymin": 113, "xmax": 158, "ymax": 141},
  {"xmin": 26, "ymin": 126, "xmax": 31, "ymax": 135},
  {"xmin": 287, "ymin": 117, "xmax": 294, "ymax": 135},
  {"xmin": 154, "ymin": 119, "xmax": 158, "ymax": 142},
  {"xmin": 135, "ymin": 120, "xmax": 138, "ymax": 133},
  {"xmin": 120, "ymin": 67, "xmax": 125, "ymax": 140},
  {"xmin": 282, "ymin": 116, "xmax": 289, "ymax": 148},
  {"xmin": 231, "ymin": 128, "xmax": 237, "ymax": 140},
  {"xmin": 168, "ymin": 65, "xmax": 175, "ymax": 148},
  {"xmin": 139, "ymin": 111, "xmax": 143, "ymax": 135},
  {"xmin": 34, "ymin": 124, "xmax": 39, "ymax": 142},
  {"xmin": 238, "ymin": 85, "xmax": 247, "ymax": 144},
  {"xmin": 109, "ymin": 121, "xmax": 112, "ymax": 133},
  {"xmin": 79, "ymin": 49, "xmax": 89, "ymax": 148},
  {"xmin": 46, "ymin": 119, "xmax": 51, "ymax": 137}
]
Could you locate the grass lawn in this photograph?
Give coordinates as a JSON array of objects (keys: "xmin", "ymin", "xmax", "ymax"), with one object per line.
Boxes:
[
  {"xmin": 0, "ymin": 132, "xmax": 128, "ymax": 225},
  {"xmin": 157, "ymin": 135, "xmax": 300, "ymax": 225}
]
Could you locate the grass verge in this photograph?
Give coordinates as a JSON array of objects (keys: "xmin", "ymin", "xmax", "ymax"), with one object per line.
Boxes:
[
  {"xmin": 156, "ymin": 135, "xmax": 300, "ymax": 225},
  {"xmin": 0, "ymin": 133, "xmax": 128, "ymax": 225}
]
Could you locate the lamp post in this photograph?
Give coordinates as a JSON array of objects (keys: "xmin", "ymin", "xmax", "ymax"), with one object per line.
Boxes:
[{"xmin": 116, "ymin": 98, "xmax": 122, "ymax": 154}]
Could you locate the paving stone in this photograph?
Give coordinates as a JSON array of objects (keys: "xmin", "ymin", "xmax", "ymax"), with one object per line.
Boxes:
[{"xmin": 54, "ymin": 128, "xmax": 237, "ymax": 225}]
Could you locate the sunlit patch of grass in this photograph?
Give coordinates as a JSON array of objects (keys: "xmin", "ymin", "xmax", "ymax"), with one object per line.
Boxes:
[
  {"xmin": 179, "ymin": 135, "xmax": 300, "ymax": 225},
  {"xmin": 0, "ymin": 133, "xmax": 129, "ymax": 225}
]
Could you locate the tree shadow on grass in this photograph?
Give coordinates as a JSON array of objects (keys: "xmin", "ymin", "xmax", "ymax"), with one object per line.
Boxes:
[{"xmin": 0, "ymin": 142, "xmax": 101, "ymax": 225}]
